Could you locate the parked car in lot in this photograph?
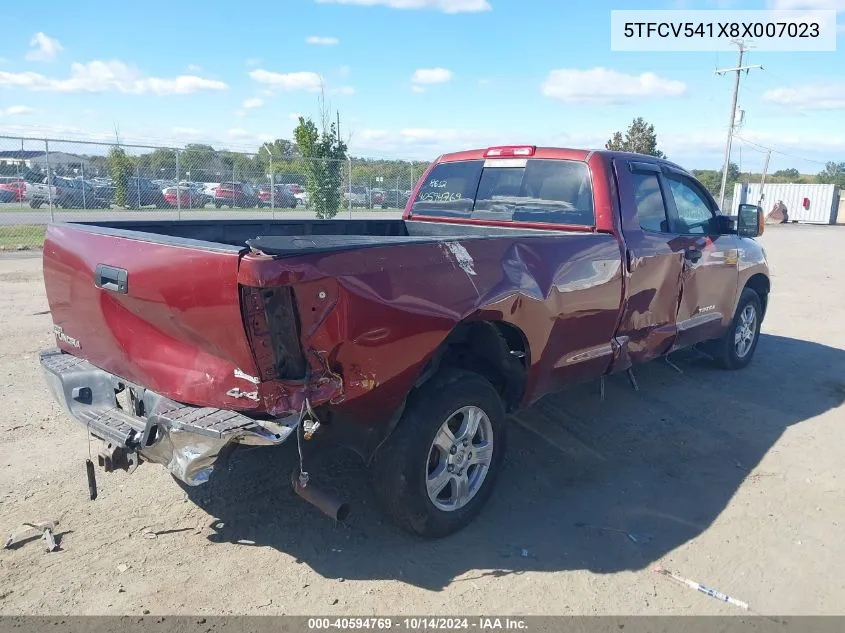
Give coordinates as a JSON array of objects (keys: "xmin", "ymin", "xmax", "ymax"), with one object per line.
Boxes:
[
  {"xmin": 162, "ymin": 186, "xmax": 192, "ymax": 208},
  {"xmin": 0, "ymin": 188, "xmax": 16, "ymax": 203},
  {"xmin": 0, "ymin": 179, "xmax": 26, "ymax": 202},
  {"xmin": 380, "ymin": 188, "xmax": 411, "ymax": 209},
  {"xmin": 345, "ymin": 185, "xmax": 370, "ymax": 208},
  {"xmin": 24, "ymin": 174, "xmax": 60, "ymax": 209},
  {"xmin": 203, "ymin": 183, "xmax": 220, "ymax": 199},
  {"xmin": 53, "ymin": 177, "xmax": 111, "ymax": 209},
  {"xmin": 161, "ymin": 184, "xmax": 211, "ymax": 209},
  {"xmin": 95, "ymin": 177, "xmax": 165, "ymax": 209},
  {"xmin": 38, "ymin": 145, "xmax": 771, "ymax": 538},
  {"xmin": 214, "ymin": 181, "xmax": 259, "ymax": 208},
  {"xmin": 257, "ymin": 184, "xmax": 298, "ymax": 208}
]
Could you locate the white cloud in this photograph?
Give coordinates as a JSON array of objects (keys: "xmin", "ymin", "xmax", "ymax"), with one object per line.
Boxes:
[
  {"xmin": 0, "ymin": 60, "xmax": 228, "ymax": 94},
  {"xmin": 26, "ymin": 33, "xmax": 63, "ymax": 62},
  {"xmin": 337, "ymin": 65, "xmax": 351, "ymax": 77},
  {"xmin": 763, "ymin": 83, "xmax": 845, "ymax": 110},
  {"xmin": 246, "ymin": 58, "xmax": 262, "ymax": 67},
  {"xmin": 315, "ymin": 0, "xmax": 490, "ymax": 12},
  {"xmin": 248, "ymin": 69, "xmax": 323, "ymax": 91},
  {"xmin": 172, "ymin": 126, "xmax": 204, "ymax": 139},
  {"xmin": 242, "ymin": 97, "xmax": 264, "ymax": 109},
  {"xmin": 839, "ymin": 22, "xmax": 845, "ymax": 32},
  {"xmin": 411, "ymin": 67, "xmax": 453, "ymax": 86},
  {"xmin": 411, "ymin": 67, "xmax": 453, "ymax": 92},
  {"xmin": 228, "ymin": 128, "xmax": 250, "ymax": 138},
  {"xmin": 306, "ymin": 36, "xmax": 340, "ymax": 45},
  {"xmin": 542, "ymin": 68, "xmax": 686, "ymax": 104},
  {"xmin": 351, "ymin": 127, "xmax": 606, "ymax": 160},
  {"xmin": 289, "ymin": 113, "xmax": 303, "ymax": 121},
  {"xmin": 187, "ymin": 64, "xmax": 202, "ymax": 72},
  {"xmin": 0, "ymin": 105, "xmax": 35, "ymax": 116},
  {"xmin": 332, "ymin": 86, "xmax": 355, "ymax": 95}
]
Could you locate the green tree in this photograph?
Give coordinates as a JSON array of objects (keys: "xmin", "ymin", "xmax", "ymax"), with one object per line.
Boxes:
[
  {"xmin": 692, "ymin": 162, "xmax": 739, "ymax": 197},
  {"xmin": 108, "ymin": 146, "xmax": 133, "ymax": 208},
  {"xmin": 136, "ymin": 148, "xmax": 177, "ymax": 180},
  {"xmin": 294, "ymin": 107, "xmax": 348, "ymax": 219},
  {"xmin": 817, "ymin": 161, "xmax": 845, "ymax": 186},
  {"xmin": 605, "ymin": 117, "xmax": 666, "ymax": 158},
  {"xmin": 773, "ymin": 168, "xmax": 800, "ymax": 179},
  {"xmin": 180, "ymin": 144, "xmax": 218, "ymax": 182}
]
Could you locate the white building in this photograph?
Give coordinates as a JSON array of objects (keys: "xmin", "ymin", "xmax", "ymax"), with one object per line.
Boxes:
[{"xmin": 0, "ymin": 150, "xmax": 91, "ymax": 172}]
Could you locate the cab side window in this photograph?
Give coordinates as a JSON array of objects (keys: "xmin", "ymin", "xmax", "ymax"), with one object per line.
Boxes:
[
  {"xmin": 665, "ymin": 175, "xmax": 715, "ymax": 234},
  {"xmin": 631, "ymin": 172, "xmax": 669, "ymax": 233}
]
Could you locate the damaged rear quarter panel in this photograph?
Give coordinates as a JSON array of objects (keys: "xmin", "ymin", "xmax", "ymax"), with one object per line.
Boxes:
[{"xmin": 238, "ymin": 229, "xmax": 623, "ymax": 424}]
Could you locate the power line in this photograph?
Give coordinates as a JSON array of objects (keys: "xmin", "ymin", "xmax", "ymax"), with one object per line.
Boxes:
[
  {"xmin": 715, "ymin": 39, "xmax": 764, "ymax": 210},
  {"xmin": 734, "ymin": 134, "xmax": 830, "ymax": 167}
]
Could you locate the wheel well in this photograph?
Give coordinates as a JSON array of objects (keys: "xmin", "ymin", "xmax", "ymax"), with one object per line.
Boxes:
[
  {"xmin": 745, "ymin": 274, "xmax": 770, "ymax": 316},
  {"xmin": 417, "ymin": 320, "xmax": 529, "ymax": 412}
]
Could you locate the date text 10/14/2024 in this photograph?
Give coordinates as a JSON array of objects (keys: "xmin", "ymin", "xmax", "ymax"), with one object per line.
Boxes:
[{"xmin": 307, "ymin": 618, "xmax": 528, "ymax": 630}]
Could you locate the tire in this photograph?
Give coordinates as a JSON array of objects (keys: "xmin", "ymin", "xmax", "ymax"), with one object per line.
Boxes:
[
  {"xmin": 371, "ymin": 368, "xmax": 507, "ymax": 538},
  {"xmin": 215, "ymin": 202, "xmax": 222, "ymax": 209},
  {"xmin": 711, "ymin": 287, "xmax": 763, "ymax": 370}
]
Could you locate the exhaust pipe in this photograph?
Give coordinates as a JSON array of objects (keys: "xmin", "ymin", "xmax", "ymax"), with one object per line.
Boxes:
[{"xmin": 291, "ymin": 472, "xmax": 350, "ymax": 522}]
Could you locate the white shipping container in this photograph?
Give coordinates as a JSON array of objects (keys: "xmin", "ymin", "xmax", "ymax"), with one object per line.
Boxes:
[{"xmin": 732, "ymin": 183, "xmax": 840, "ymax": 224}]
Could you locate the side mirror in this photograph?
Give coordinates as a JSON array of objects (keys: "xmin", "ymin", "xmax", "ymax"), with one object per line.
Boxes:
[
  {"xmin": 737, "ymin": 203, "xmax": 764, "ymax": 238},
  {"xmin": 713, "ymin": 215, "xmax": 735, "ymax": 234}
]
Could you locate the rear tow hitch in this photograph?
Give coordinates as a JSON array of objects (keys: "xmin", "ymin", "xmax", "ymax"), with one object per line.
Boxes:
[{"xmin": 97, "ymin": 441, "xmax": 139, "ymax": 473}]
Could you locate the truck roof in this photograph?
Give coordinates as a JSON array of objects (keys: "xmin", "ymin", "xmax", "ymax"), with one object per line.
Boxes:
[{"xmin": 437, "ymin": 146, "xmax": 693, "ymax": 177}]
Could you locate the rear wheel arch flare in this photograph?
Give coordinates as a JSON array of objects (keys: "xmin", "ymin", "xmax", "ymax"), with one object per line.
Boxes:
[{"xmin": 415, "ymin": 319, "xmax": 530, "ymax": 412}]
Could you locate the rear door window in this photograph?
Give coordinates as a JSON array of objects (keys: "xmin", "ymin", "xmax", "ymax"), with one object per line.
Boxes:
[
  {"xmin": 410, "ymin": 158, "xmax": 594, "ymax": 226},
  {"xmin": 630, "ymin": 172, "xmax": 669, "ymax": 233}
]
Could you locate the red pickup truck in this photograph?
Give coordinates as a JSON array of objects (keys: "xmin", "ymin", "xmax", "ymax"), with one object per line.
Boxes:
[{"xmin": 39, "ymin": 146, "xmax": 769, "ymax": 538}]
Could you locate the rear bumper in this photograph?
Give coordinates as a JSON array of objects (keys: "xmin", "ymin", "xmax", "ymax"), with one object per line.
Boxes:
[{"xmin": 39, "ymin": 349, "xmax": 298, "ymax": 485}]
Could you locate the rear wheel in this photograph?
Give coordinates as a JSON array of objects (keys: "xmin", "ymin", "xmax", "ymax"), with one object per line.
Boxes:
[{"xmin": 371, "ymin": 368, "xmax": 506, "ymax": 538}]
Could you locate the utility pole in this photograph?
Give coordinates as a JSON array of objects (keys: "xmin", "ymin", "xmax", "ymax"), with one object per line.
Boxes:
[
  {"xmin": 715, "ymin": 39, "xmax": 763, "ymax": 211},
  {"xmin": 757, "ymin": 150, "xmax": 771, "ymax": 209}
]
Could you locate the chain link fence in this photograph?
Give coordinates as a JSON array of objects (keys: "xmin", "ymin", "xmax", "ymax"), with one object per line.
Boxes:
[{"xmin": 0, "ymin": 135, "xmax": 430, "ymax": 250}]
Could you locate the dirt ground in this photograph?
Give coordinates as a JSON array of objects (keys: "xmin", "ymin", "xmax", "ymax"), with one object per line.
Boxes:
[{"xmin": 1, "ymin": 225, "xmax": 844, "ymax": 616}]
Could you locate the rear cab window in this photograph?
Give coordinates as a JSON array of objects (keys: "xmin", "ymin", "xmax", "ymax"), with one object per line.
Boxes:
[{"xmin": 410, "ymin": 157, "xmax": 595, "ymax": 226}]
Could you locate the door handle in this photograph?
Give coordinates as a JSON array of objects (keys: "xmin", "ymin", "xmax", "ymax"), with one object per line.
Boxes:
[
  {"xmin": 95, "ymin": 264, "xmax": 128, "ymax": 294},
  {"xmin": 684, "ymin": 248, "xmax": 702, "ymax": 263}
]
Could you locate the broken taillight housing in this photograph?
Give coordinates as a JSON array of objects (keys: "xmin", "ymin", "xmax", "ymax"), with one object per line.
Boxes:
[{"xmin": 240, "ymin": 285, "xmax": 307, "ymax": 381}]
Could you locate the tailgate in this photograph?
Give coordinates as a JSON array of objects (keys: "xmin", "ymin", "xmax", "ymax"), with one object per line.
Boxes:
[{"xmin": 42, "ymin": 223, "xmax": 262, "ymax": 411}]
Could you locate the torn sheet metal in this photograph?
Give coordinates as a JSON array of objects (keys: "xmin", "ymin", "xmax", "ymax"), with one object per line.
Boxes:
[
  {"xmin": 5, "ymin": 520, "xmax": 59, "ymax": 552},
  {"xmin": 140, "ymin": 416, "xmax": 294, "ymax": 486}
]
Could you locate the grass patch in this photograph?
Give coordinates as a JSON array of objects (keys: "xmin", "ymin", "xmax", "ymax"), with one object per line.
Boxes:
[{"xmin": 0, "ymin": 225, "xmax": 46, "ymax": 250}]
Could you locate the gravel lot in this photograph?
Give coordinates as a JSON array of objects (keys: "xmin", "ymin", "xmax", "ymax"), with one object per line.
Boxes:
[{"xmin": 0, "ymin": 225, "xmax": 843, "ymax": 616}]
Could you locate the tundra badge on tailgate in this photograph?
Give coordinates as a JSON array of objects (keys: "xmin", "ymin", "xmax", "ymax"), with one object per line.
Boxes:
[{"xmin": 53, "ymin": 325, "xmax": 81, "ymax": 349}]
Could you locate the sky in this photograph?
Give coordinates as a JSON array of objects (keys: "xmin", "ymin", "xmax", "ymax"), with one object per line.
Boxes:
[{"xmin": 0, "ymin": 0, "xmax": 843, "ymax": 173}]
